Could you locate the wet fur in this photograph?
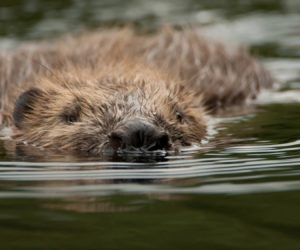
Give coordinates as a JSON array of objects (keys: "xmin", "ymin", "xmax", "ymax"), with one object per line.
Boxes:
[{"xmin": 0, "ymin": 27, "xmax": 273, "ymax": 155}]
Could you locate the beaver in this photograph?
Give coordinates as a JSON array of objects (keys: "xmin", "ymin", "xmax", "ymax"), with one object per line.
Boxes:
[{"xmin": 0, "ymin": 27, "xmax": 273, "ymax": 156}]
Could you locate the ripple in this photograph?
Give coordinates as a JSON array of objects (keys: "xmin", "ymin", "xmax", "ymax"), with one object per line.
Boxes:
[
  {"xmin": 1, "ymin": 180, "xmax": 300, "ymax": 199},
  {"xmin": 0, "ymin": 139, "xmax": 299, "ymax": 197}
]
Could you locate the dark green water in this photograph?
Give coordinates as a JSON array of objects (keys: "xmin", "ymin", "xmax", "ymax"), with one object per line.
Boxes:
[{"xmin": 1, "ymin": 0, "xmax": 300, "ymax": 249}]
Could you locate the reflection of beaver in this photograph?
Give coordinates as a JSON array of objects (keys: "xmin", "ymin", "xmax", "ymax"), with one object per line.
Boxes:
[{"xmin": 0, "ymin": 27, "xmax": 273, "ymax": 155}]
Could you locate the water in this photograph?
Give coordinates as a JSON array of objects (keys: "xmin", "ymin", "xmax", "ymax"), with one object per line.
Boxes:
[{"xmin": 1, "ymin": 1, "xmax": 300, "ymax": 249}]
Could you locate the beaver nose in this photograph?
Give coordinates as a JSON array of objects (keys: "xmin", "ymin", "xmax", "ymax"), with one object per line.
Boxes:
[{"xmin": 109, "ymin": 120, "xmax": 170, "ymax": 151}]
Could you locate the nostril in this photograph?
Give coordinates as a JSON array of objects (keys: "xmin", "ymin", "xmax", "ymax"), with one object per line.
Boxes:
[
  {"xmin": 157, "ymin": 132, "xmax": 170, "ymax": 149},
  {"xmin": 109, "ymin": 131, "xmax": 124, "ymax": 149},
  {"xmin": 146, "ymin": 132, "xmax": 170, "ymax": 151}
]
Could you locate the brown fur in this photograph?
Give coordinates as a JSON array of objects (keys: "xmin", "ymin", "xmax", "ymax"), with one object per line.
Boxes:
[{"xmin": 0, "ymin": 27, "xmax": 273, "ymax": 155}]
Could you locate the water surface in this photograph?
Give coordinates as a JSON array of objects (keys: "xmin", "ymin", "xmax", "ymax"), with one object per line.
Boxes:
[{"xmin": 0, "ymin": 0, "xmax": 300, "ymax": 249}]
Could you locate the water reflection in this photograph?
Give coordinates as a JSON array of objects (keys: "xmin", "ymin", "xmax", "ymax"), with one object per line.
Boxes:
[{"xmin": 1, "ymin": 137, "xmax": 300, "ymax": 199}]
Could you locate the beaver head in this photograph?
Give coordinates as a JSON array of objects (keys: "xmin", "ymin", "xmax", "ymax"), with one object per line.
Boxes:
[{"xmin": 12, "ymin": 64, "xmax": 207, "ymax": 156}]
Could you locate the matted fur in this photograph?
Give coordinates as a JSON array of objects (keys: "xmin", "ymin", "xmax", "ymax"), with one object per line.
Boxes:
[{"xmin": 0, "ymin": 27, "xmax": 273, "ymax": 155}]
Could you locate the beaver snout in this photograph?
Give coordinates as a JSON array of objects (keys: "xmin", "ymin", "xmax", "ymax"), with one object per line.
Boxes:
[{"xmin": 109, "ymin": 119, "xmax": 170, "ymax": 151}]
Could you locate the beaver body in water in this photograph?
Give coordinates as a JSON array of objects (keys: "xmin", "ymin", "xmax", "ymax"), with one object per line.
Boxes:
[{"xmin": 0, "ymin": 27, "xmax": 273, "ymax": 156}]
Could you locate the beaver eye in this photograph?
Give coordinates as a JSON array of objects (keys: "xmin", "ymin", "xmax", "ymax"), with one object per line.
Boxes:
[
  {"xmin": 64, "ymin": 114, "xmax": 78, "ymax": 124},
  {"xmin": 176, "ymin": 111, "xmax": 183, "ymax": 123},
  {"xmin": 61, "ymin": 103, "xmax": 81, "ymax": 125}
]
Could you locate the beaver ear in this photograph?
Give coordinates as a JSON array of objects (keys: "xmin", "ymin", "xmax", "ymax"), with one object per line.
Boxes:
[{"xmin": 13, "ymin": 88, "xmax": 43, "ymax": 129}]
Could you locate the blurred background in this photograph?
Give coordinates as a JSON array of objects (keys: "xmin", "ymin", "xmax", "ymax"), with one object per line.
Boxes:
[
  {"xmin": 1, "ymin": 1, "xmax": 300, "ymax": 250},
  {"xmin": 1, "ymin": 0, "xmax": 300, "ymax": 58},
  {"xmin": 2, "ymin": 0, "xmax": 300, "ymax": 83}
]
